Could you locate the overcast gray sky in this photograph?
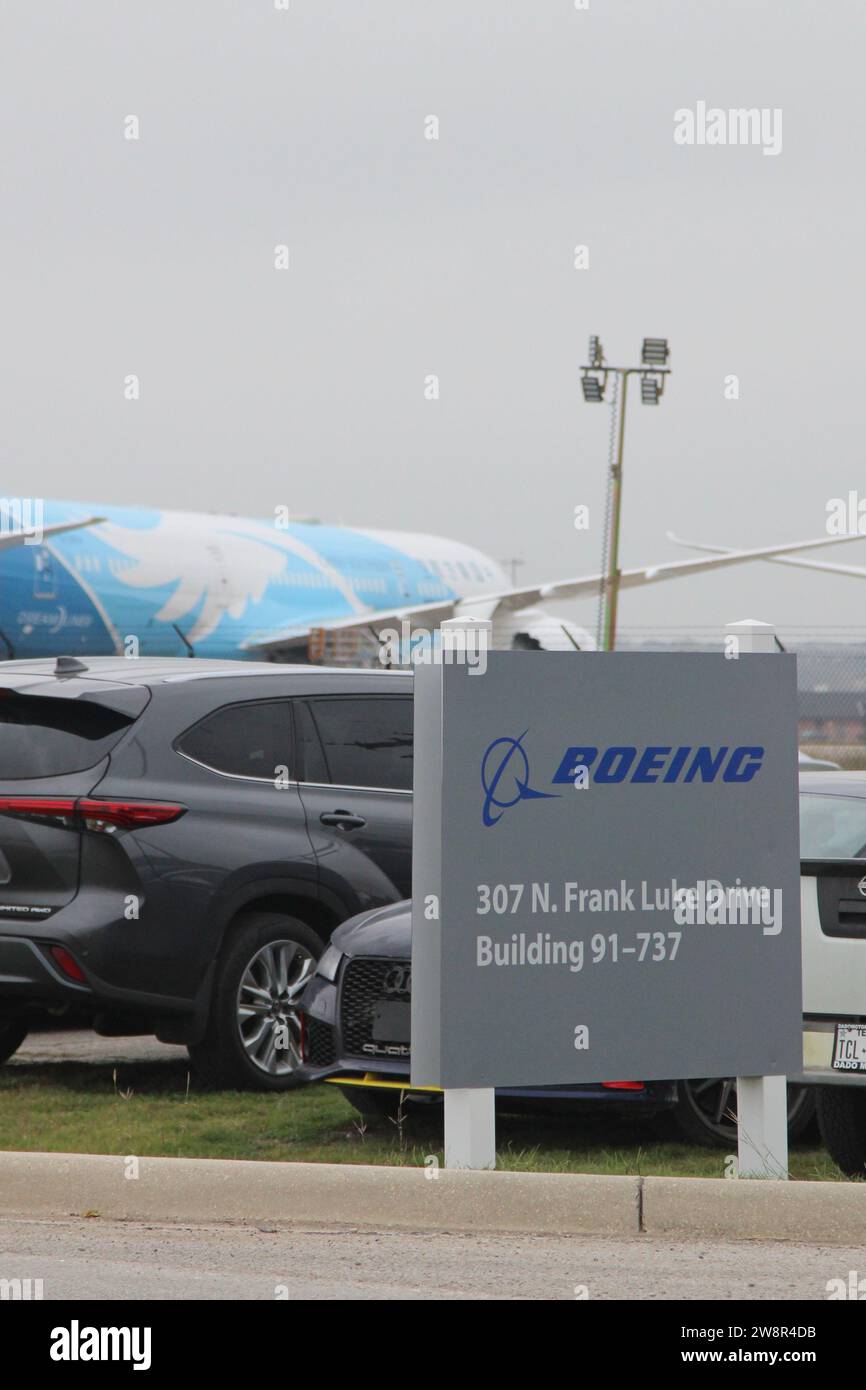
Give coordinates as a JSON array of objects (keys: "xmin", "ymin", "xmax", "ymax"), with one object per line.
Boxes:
[{"xmin": 2, "ymin": 0, "xmax": 865, "ymax": 636}]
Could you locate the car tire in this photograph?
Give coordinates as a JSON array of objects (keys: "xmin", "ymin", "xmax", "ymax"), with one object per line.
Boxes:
[
  {"xmin": 0, "ymin": 1020, "xmax": 27, "ymax": 1065},
  {"xmin": 673, "ymin": 1078, "xmax": 816, "ymax": 1148},
  {"xmin": 188, "ymin": 911, "xmax": 322, "ymax": 1092},
  {"xmin": 817, "ymin": 1086, "xmax": 866, "ymax": 1177}
]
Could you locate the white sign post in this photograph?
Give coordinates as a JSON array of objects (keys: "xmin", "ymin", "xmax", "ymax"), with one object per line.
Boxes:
[
  {"xmin": 728, "ymin": 619, "xmax": 790, "ymax": 1179},
  {"xmin": 444, "ymin": 1088, "xmax": 496, "ymax": 1170},
  {"xmin": 440, "ymin": 616, "xmax": 497, "ymax": 1169}
]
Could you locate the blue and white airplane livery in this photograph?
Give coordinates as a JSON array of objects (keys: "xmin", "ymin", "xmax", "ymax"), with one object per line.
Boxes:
[{"xmin": 0, "ymin": 499, "xmax": 857, "ymax": 661}]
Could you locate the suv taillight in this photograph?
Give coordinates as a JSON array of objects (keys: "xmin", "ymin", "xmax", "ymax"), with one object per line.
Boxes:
[
  {"xmin": 77, "ymin": 800, "xmax": 186, "ymax": 831},
  {"xmin": 50, "ymin": 945, "xmax": 87, "ymax": 982},
  {"xmin": 0, "ymin": 797, "xmax": 186, "ymax": 833}
]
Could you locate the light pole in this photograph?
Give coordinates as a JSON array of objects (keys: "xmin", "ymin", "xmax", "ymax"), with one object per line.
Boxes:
[
  {"xmin": 501, "ymin": 556, "xmax": 524, "ymax": 586},
  {"xmin": 580, "ymin": 337, "xmax": 672, "ymax": 651}
]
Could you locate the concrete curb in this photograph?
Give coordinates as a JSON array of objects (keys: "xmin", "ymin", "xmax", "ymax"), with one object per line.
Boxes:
[
  {"xmin": 642, "ymin": 1175, "xmax": 866, "ymax": 1243},
  {"xmin": 0, "ymin": 1152, "xmax": 639, "ymax": 1236},
  {"xmin": 0, "ymin": 1152, "xmax": 863, "ymax": 1241}
]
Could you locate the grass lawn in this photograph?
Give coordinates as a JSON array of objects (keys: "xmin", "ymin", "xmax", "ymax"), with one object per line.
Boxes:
[{"xmin": 0, "ymin": 1057, "xmax": 844, "ymax": 1180}]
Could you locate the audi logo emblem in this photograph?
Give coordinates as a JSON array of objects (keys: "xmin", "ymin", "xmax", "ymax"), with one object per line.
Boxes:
[{"xmin": 382, "ymin": 965, "xmax": 411, "ymax": 995}]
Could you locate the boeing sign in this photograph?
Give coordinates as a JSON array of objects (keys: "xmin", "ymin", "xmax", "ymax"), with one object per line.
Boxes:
[{"xmin": 412, "ymin": 651, "xmax": 802, "ymax": 1091}]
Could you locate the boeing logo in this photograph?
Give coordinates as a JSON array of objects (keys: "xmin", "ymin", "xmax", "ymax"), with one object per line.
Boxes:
[
  {"xmin": 481, "ymin": 737, "xmax": 764, "ymax": 826},
  {"xmin": 481, "ymin": 732, "xmax": 560, "ymax": 828}
]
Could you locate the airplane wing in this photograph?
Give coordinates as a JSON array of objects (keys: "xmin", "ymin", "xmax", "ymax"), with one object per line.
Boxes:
[
  {"xmin": 0, "ymin": 515, "xmax": 107, "ymax": 553},
  {"xmin": 241, "ymin": 599, "xmax": 459, "ymax": 655},
  {"xmin": 667, "ymin": 532, "xmax": 866, "ymax": 581},
  {"xmin": 243, "ymin": 531, "xmax": 865, "ymax": 657}
]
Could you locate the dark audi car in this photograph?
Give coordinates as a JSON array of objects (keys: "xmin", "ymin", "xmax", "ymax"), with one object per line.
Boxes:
[
  {"xmin": 298, "ymin": 901, "xmax": 817, "ymax": 1145},
  {"xmin": 0, "ymin": 656, "xmax": 413, "ymax": 1089},
  {"xmin": 297, "ymin": 901, "xmax": 678, "ymax": 1122}
]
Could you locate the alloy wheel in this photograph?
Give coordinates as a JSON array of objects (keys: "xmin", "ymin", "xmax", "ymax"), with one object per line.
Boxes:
[{"xmin": 236, "ymin": 939, "xmax": 317, "ymax": 1076}]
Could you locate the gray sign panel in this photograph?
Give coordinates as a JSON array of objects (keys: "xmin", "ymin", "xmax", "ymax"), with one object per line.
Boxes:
[{"xmin": 411, "ymin": 652, "xmax": 802, "ymax": 1089}]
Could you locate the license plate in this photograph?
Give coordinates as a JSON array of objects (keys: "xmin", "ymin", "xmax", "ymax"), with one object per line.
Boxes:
[
  {"xmin": 832, "ymin": 1022, "xmax": 866, "ymax": 1072},
  {"xmin": 372, "ymin": 1001, "xmax": 410, "ymax": 1043}
]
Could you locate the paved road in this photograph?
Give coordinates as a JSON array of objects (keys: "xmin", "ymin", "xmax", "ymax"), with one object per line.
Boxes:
[{"xmin": 0, "ymin": 1217, "xmax": 858, "ymax": 1300}]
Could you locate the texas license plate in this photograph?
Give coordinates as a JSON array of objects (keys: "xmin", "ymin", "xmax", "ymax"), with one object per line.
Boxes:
[{"xmin": 832, "ymin": 1022, "xmax": 866, "ymax": 1072}]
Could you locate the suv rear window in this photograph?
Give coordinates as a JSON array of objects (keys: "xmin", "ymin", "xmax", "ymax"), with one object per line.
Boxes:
[
  {"xmin": 176, "ymin": 700, "xmax": 293, "ymax": 780},
  {"xmin": 0, "ymin": 692, "xmax": 142, "ymax": 779}
]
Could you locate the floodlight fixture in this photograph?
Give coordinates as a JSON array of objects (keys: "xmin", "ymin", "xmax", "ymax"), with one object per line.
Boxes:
[
  {"xmin": 640, "ymin": 372, "xmax": 663, "ymax": 405},
  {"xmin": 581, "ymin": 372, "xmax": 606, "ymax": 403},
  {"xmin": 641, "ymin": 337, "xmax": 669, "ymax": 366}
]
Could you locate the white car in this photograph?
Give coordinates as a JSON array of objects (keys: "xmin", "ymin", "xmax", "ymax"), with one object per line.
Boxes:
[
  {"xmin": 797, "ymin": 772, "xmax": 866, "ymax": 1174},
  {"xmin": 798, "ymin": 750, "xmax": 841, "ymax": 772}
]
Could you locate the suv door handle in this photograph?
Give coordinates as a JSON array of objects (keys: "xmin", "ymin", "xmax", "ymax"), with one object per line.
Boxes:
[{"xmin": 320, "ymin": 810, "xmax": 367, "ymax": 831}]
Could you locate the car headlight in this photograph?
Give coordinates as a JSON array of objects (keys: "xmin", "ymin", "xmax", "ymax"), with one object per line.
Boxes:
[{"xmin": 316, "ymin": 944, "xmax": 343, "ymax": 982}]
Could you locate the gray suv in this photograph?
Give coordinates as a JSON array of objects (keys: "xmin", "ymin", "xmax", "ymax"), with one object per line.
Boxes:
[{"xmin": 0, "ymin": 656, "xmax": 412, "ymax": 1090}]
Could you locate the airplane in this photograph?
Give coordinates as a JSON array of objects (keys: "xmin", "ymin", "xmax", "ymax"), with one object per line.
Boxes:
[{"xmin": 0, "ymin": 499, "xmax": 861, "ymax": 662}]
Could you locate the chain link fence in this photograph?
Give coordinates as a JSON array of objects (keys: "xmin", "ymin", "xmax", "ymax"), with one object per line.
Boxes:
[
  {"xmin": 618, "ymin": 629, "xmax": 866, "ymax": 771},
  {"xmin": 305, "ymin": 623, "xmax": 866, "ymax": 770}
]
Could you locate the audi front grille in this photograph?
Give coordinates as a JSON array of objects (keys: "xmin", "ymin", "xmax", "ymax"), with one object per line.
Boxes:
[
  {"xmin": 340, "ymin": 957, "xmax": 411, "ymax": 1057},
  {"xmin": 304, "ymin": 1016, "xmax": 337, "ymax": 1068}
]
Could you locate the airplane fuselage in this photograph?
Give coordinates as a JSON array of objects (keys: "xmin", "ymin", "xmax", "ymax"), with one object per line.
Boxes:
[{"xmin": 0, "ymin": 501, "xmax": 512, "ymax": 660}]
